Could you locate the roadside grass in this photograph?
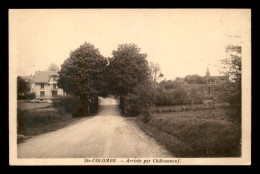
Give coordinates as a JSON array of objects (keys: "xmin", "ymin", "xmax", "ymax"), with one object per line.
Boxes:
[
  {"xmin": 151, "ymin": 102, "xmax": 230, "ymax": 113},
  {"xmin": 17, "ymin": 108, "xmax": 86, "ymax": 143},
  {"xmin": 17, "ymin": 102, "xmax": 52, "ymax": 110},
  {"xmin": 133, "ymin": 108, "xmax": 241, "ymax": 157}
]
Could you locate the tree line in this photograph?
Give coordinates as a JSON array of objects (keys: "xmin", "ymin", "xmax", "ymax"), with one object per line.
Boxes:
[
  {"xmin": 57, "ymin": 42, "xmax": 241, "ymax": 120},
  {"xmin": 57, "ymin": 42, "xmax": 153, "ymax": 117},
  {"xmin": 17, "ymin": 42, "xmax": 241, "ymax": 124}
]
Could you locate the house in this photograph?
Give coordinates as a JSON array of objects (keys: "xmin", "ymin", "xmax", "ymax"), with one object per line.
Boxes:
[{"xmin": 30, "ymin": 71, "xmax": 65, "ymax": 101}]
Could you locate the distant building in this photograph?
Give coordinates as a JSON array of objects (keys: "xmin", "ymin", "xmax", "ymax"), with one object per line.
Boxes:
[
  {"xmin": 30, "ymin": 71, "xmax": 65, "ymax": 101},
  {"xmin": 205, "ymin": 67, "xmax": 229, "ymax": 84}
]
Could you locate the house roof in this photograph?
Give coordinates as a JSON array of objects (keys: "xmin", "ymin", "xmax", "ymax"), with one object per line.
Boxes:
[
  {"xmin": 210, "ymin": 76, "xmax": 228, "ymax": 80},
  {"xmin": 34, "ymin": 71, "xmax": 58, "ymax": 83}
]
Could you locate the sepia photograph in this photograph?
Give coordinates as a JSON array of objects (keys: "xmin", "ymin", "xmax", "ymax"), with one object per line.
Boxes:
[{"xmin": 9, "ymin": 9, "xmax": 251, "ymax": 165}]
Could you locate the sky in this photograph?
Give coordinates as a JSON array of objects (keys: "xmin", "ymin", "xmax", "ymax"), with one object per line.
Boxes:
[{"xmin": 10, "ymin": 9, "xmax": 250, "ymax": 80}]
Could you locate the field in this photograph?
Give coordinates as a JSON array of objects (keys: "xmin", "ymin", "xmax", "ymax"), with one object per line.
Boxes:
[
  {"xmin": 133, "ymin": 107, "xmax": 241, "ymax": 157},
  {"xmin": 150, "ymin": 102, "xmax": 230, "ymax": 113},
  {"xmin": 17, "ymin": 101, "xmax": 53, "ymax": 110},
  {"xmin": 17, "ymin": 101, "xmax": 86, "ymax": 143}
]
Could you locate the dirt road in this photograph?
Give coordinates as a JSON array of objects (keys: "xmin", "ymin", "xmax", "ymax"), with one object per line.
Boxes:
[{"xmin": 18, "ymin": 97, "xmax": 173, "ymax": 158}]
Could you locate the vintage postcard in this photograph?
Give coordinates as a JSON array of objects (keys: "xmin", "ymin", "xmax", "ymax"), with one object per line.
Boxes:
[{"xmin": 9, "ymin": 9, "xmax": 251, "ymax": 165}]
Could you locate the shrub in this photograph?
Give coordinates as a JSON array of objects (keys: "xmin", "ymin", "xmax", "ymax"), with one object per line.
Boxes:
[
  {"xmin": 17, "ymin": 109, "xmax": 25, "ymax": 134},
  {"xmin": 172, "ymin": 87, "xmax": 188, "ymax": 105},
  {"xmin": 52, "ymin": 95, "xmax": 81, "ymax": 117},
  {"xmin": 143, "ymin": 107, "xmax": 151, "ymax": 123},
  {"xmin": 53, "ymin": 95, "xmax": 99, "ymax": 117},
  {"xmin": 124, "ymin": 82, "xmax": 156, "ymax": 117},
  {"xmin": 25, "ymin": 93, "xmax": 36, "ymax": 100},
  {"xmin": 155, "ymin": 87, "xmax": 188, "ymax": 106},
  {"xmin": 17, "ymin": 93, "xmax": 36, "ymax": 100},
  {"xmin": 17, "ymin": 108, "xmax": 72, "ymax": 134},
  {"xmin": 155, "ymin": 86, "xmax": 205, "ymax": 106},
  {"xmin": 125, "ymin": 93, "xmax": 142, "ymax": 116},
  {"xmin": 155, "ymin": 89, "xmax": 174, "ymax": 106}
]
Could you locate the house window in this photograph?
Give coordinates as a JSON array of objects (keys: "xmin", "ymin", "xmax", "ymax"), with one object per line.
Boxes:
[
  {"xmin": 53, "ymin": 84, "xmax": 56, "ymax": 89},
  {"xmin": 52, "ymin": 91, "xmax": 57, "ymax": 97},
  {"xmin": 41, "ymin": 83, "xmax": 44, "ymax": 89},
  {"xmin": 53, "ymin": 76, "xmax": 57, "ymax": 81},
  {"xmin": 40, "ymin": 91, "xmax": 45, "ymax": 97}
]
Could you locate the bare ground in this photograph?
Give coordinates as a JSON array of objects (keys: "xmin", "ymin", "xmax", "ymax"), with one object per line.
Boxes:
[{"xmin": 18, "ymin": 97, "xmax": 173, "ymax": 158}]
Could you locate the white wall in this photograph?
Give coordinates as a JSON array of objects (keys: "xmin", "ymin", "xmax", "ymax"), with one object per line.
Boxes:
[{"xmin": 32, "ymin": 76, "xmax": 64, "ymax": 99}]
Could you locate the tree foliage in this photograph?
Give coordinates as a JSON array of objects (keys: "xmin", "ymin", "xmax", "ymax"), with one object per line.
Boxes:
[
  {"xmin": 220, "ymin": 44, "xmax": 242, "ymax": 124},
  {"xmin": 48, "ymin": 63, "xmax": 59, "ymax": 71},
  {"xmin": 17, "ymin": 76, "xmax": 30, "ymax": 98},
  {"xmin": 159, "ymin": 80, "xmax": 177, "ymax": 89},
  {"xmin": 107, "ymin": 43, "xmax": 152, "ymax": 117},
  {"xmin": 108, "ymin": 43, "xmax": 150, "ymax": 96},
  {"xmin": 58, "ymin": 42, "xmax": 107, "ymax": 117},
  {"xmin": 125, "ymin": 81, "xmax": 156, "ymax": 116},
  {"xmin": 149, "ymin": 61, "xmax": 163, "ymax": 83},
  {"xmin": 184, "ymin": 74, "xmax": 207, "ymax": 84}
]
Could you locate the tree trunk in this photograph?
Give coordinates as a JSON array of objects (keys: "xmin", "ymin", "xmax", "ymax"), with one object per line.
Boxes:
[
  {"xmin": 95, "ymin": 95, "xmax": 99, "ymax": 111},
  {"xmin": 85, "ymin": 95, "xmax": 89, "ymax": 115},
  {"xmin": 120, "ymin": 95, "xmax": 125, "ymax": 115},
  {"xmin": 74, "ymin": 94, "xmax": 88, "ymax": 117}
]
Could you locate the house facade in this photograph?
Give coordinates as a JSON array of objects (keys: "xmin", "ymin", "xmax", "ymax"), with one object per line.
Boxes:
[{"xmin": 31, "ymin": 71, "xmax": 65, "ymax": 100}]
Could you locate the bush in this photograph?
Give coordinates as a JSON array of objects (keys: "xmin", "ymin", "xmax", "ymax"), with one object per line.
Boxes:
[
  {"xmin": 17, "ymin": 93, "xmax": 36, "ymax": 100},
  {"xmin": 227, "ymin": 92, "xmax": 241, "ymax": 126},
  {"xmin": 124, "ymin": 82, "xmax": 156, "ymax": 117},
  {"xmin": 74, "ymin": 100, "xmax": 87, "ymax": 117},
  {"xmin": 25, "ymin": 93, "xmax": 36, "ymax": 100},
  {"xmin": 155, "ymin": 86, "xmax": 204, "ymax": 106},
  {"xmin": 52, "ymin": 95, "xmax": 80, "ymax": 116},
  {"xmin": 155, "ymin": 87, "xmax": 188, "ymax": 106},
  {"xmin": 125, "ymin": 93, "xmax": 143, "ymax": 116},
  {"xmin": 53, "ymin": 95, "xmax": 99, "ymax": 117},
  {"xmin": 17, "ymin": 109, "xmax": 25, "ymax": 134},
  {"xmin": 172, "ymin": 87, "xmax": 188, "ymax": 105},
  {"xmin": 17, "ymin": 109, "xmax": 71, "ymax": 134},
  {"xmin": 155, "ymin": 89, "xmax": 174, "ymax": 106},
  {"xmin": 143, "ymin": 108, "xmax": 151, "ymax": 123}
]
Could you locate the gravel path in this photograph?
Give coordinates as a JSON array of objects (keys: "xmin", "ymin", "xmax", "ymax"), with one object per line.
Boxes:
[{"xmin": 18, "ymin": 97, "xmax": 173, "ymax": 158}]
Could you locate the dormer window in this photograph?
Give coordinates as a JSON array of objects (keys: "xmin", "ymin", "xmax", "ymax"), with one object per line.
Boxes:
[{"xmin": 53, "ymin": 76, "xmax": 57, "ymax": 81}]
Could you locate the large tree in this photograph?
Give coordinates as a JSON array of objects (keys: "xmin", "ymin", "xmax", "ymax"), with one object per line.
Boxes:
[
  {"xmin": 108, "ymin": 43, "xmax": 150, "ymax": 96},
  {"xmin": 48, "ymin": 63, "xmax": 59, "ymax": 71},
  {"xmin": 219, "ymin": 44, "xmax": 242, "ymax": 125},
  {"xmin": 58, "ymin": 42, "xmax": 107, "ymax": 117},
  {"xmin": 107, "ymin": 44, "xmax": 150, "ymax": 112},
  {"xmin": 149, "ymin": 61, "xmax": 163, "ymax": 83}
]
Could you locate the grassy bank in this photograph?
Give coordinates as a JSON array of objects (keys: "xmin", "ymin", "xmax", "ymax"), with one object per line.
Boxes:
[
  {"xmin": 17, "ymin": 101, "xmax": 52, "ymax": 110},
  {"xmin": 17, "ymin": 108, "xmax": 86, "ymax": 143},
  {"xmin": 150, "ymin": 102, "xmax": 230, "ymax": 113},
  {"xmin": 133, "ymin": 108, "xmax": 241, "ymax": 157}
]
